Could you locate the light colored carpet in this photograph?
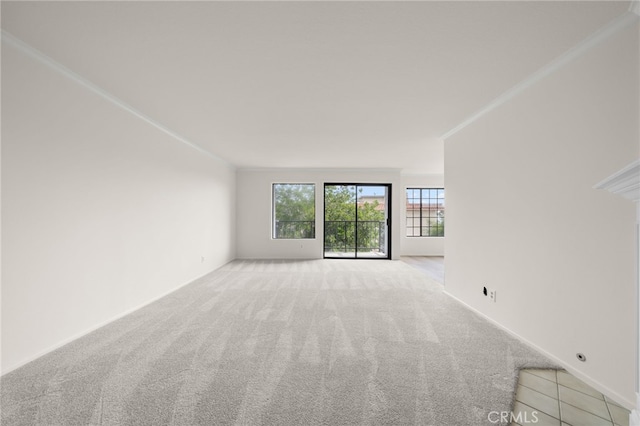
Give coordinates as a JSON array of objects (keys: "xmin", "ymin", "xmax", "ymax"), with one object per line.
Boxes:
[{"xmin": 1, "ymin": 259, "xmax": 557, "ymax": 425}]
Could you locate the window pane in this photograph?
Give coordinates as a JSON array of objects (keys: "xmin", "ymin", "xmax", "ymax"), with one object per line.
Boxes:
[
  {"xmin": 405, "ymin": 187, "xmax": 444, "ymax": 238},
  {"xmin": 273, "ymin": 184, "xmax": 315, "ymax": 239}
]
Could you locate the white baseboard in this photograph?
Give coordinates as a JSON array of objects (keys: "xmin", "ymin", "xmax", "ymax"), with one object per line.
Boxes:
[
  {"xmin": 1, "ymin": 265, "xmax": 227, "ymax": 376},
  {"xmin": 443, "ymin": 289, "xmax": 636, "ymax": 410}
]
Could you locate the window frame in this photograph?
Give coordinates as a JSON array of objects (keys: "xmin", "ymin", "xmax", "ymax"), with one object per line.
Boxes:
[
  {"xmin": 405, "ymin": 187, "xmax": 444, "ymax": 238},
  {"xmin": 272, "ymin": 183, "xmax": 316, "ymax": 240}
]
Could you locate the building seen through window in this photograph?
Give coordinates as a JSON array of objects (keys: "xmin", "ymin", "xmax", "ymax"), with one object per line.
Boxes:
[{"xmin": 406, "ymin": 188, "xmax": 444, "ymax": 237}]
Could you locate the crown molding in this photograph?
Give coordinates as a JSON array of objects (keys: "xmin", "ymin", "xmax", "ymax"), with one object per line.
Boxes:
[
  {"xmin": 1, "ymin": 30, "xmax": 234, "ymax": 170},
  {"xmin": 594, "ymin": 160, "xmax": 640, "ymax": 203},
  {"xmin": 441, "ymin": 10, "xmax": 639, "ymax": 141},
  {"xmin": 400, "ymin": 171, "xmax": 444, "ymax": 178},
  {"xmin": 238, "ymin": 167, "xmax": 402, "ymax": 174}
]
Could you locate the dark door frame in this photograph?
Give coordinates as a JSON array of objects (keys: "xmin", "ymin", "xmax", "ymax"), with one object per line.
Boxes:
[{"xmin": 323, "ymin": 183, "xmax": 392, "ymax": 260}]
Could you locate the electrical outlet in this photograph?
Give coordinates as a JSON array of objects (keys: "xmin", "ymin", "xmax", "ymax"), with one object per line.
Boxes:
[{"xmin": 489, "ymin": 289, "xmax": 497, "ymax": 302}]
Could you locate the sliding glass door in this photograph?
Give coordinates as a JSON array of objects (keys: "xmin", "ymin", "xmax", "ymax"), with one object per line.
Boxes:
[{"xmin": 323, "ymin": 184, "xmax": 390, "ymax": 259}]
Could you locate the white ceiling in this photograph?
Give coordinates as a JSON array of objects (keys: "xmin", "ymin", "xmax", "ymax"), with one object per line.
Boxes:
[{"xmin": 1, "ymin": 1, "xmax": 631, "ymax": 174}]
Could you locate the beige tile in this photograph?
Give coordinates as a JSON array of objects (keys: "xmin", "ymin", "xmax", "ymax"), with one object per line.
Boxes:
[
  {"xmin": 560, "ymin": 402, "xmax": 613, "ymax": 426},
  {"xmin": 524, "ymin": 369, "xmax": 558, "ymax": 383},
  {"xmin": 516, "ymin": 385, "xmax": 560, "ymax": 419},
  {"xmin": 519, "ymin": 371, "xmax": 559, "ymax": 399},
  {"xmin": 559, "ymin": 385, "xmax": 611, "ymax": 420},
  {"xmin": 557, "ymin": 371, "xmax": 605, "ymax": 400},
  {"xmin": 607, "ymin": 402, "xmax": 631, "ymax": 426},
  {"xmin": 513, "ymin": 401, "xmax": 561, "ymax": 426},
  {"xmin": 604, "ymin": 396, "xmax": 625, "ymax": 408}
]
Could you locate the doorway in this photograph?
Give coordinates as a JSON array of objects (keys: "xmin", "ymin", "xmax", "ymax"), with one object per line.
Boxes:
[{"xmin": 323, "ymin": 183, "xmax": 391, "ymax": 259}]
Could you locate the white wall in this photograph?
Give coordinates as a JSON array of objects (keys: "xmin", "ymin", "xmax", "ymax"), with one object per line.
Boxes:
[
  {"xmin": 1, "ymin": 43, "xmax": 236, "ymax": 373},
  {"xmin": 400, "ymin": 174, "xmax": 445, "ymax": 256},
  {"xmin": 445, "ymin": 22, "xmax": 638, "ymax": 407},
  {"xmin": 237, "ymin": 168, "xmax": 401, "ymax": 260}
]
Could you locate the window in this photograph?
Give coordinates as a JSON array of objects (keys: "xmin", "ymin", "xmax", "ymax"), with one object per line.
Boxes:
[
  {"xmin": 273, "ymin": 184, "xmax": 315, "ymax": 239},
  {"xmin": 406, "ymin": 188, "xmax": 444, "ymax": 237}
]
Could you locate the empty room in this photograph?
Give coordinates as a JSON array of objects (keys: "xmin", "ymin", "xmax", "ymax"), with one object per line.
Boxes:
[{"xmin": 2, "ymin": 1, "xmax": 639, "ymax": 425}]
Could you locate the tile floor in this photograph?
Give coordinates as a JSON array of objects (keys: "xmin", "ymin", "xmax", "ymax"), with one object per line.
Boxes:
[
  {"xmin": 511, "ymin": 369, "xmax": 631, "ymax": 426},
  {"xmin": 400, "ymin": 257, "xmax": 632, "ymax": 425},
  {"xmin": 400, "ymin": 256, "xmax": 445, "ymax": 284}
]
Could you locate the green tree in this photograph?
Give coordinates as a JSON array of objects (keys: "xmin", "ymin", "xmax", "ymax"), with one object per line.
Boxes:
[
  {"xmin": 324, "ymin": 186, "xmax": 385, "ymax": 253},
  {"xmin": 324, "ymin": 185, "xmax": 356, "ymax": 251},
  {"xmin": 429, "ymin": 217, "xmax": 444, "ymax": 237},
  {"xmin": 274, "ymin": 184, "xmax": 387, "ymax": 252},
  {"xmin": 357, "ymin": 198, "xmax": 385, "ymax": 252},
  {"xmin": 273, "ymin": 184, "xmax": 315, "ymax": 238},
  {"xmin": 422, "ymin": 216, "xmax": 444, "ymax": 237}
]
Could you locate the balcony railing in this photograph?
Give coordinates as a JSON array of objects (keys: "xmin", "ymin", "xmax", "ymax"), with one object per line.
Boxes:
[
  {"xmin": 274, "ymin": 220, "xmax": 315, "ymax": 239},
  {"xmin": 275, "ymin": 220, "xmax": 387, "ymax": 254},
  {"xmin": 324, "ymin": 220, "xmax": 386, "ymax": 253}
]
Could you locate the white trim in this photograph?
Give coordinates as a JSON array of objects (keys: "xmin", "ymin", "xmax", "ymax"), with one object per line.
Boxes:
[
  {"xmin": 0, "ymin": 30, "xmax": 234, "ymax": 170},
  {"xmin": 633, "ymin": 393, "xmax": 640, "ymax": 426},
  {"xmin": 596, "ymin": 160, "xmax": 640, "ymax": 425},
  {"xmin": 594, "ymin": 160, "xmax": 640, "ymax": 203},
  {"xmin": 441, "ymin": 11, "xmax": 639, "ymax": 140},
  {"xmin": 400, "ymin": 172, "xmax": 445, "ymax": 178},
  {"xmin": 443, "ymin": 289, "xmax": 636, "ymax": 410},
  {"xmin": 239, "ymin": 167, "xmax": 403, "ymax": 174},
  {"xmin": 0, "ymin": 266, "xmax": 225, "ymax": 376},
  {"xmin": 636, "ymin": 208, "xmax": 640, "ymax": 426}
]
